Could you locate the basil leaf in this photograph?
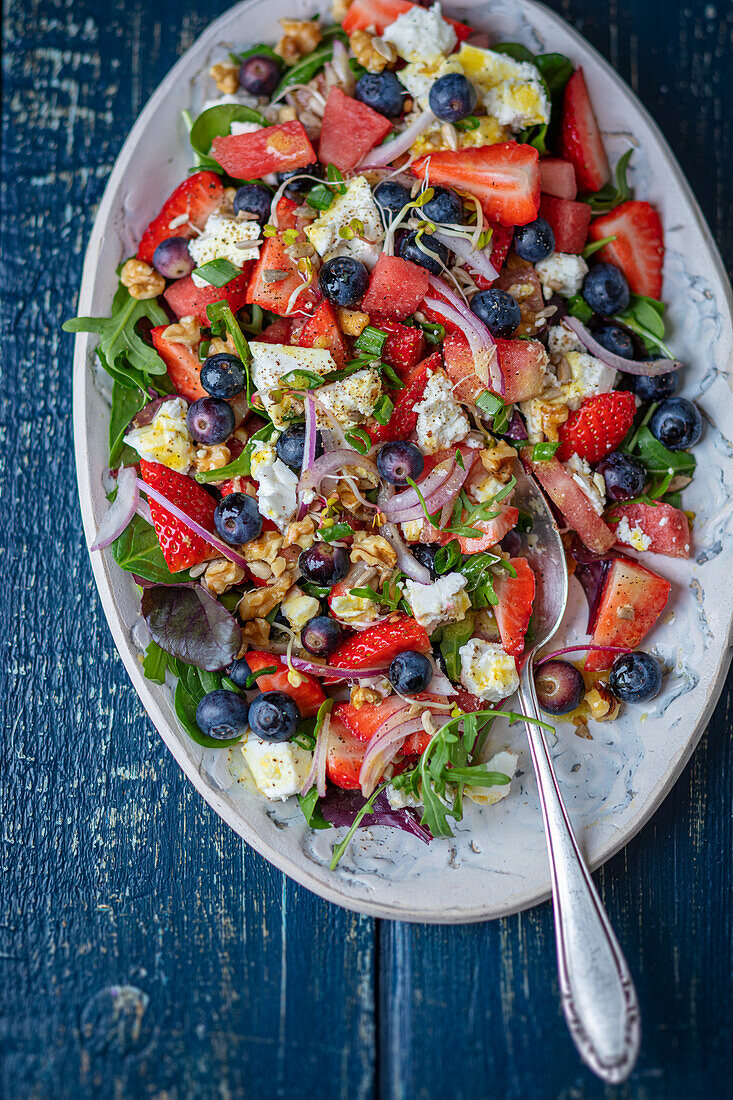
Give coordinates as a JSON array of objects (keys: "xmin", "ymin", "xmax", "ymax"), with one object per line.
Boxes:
[
  {"xmin": 112, "ymin": 514, "xmax": 193, "ymax": 585},
  {"xmin": 141, "ymin": 585, "xmax": 242, "ymax": 670}
]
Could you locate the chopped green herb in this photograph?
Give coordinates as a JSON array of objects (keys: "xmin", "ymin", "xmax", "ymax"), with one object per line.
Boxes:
[
  {"xmin": 582, "ymin": 148, "xmax": 634, "ymax": 214},
  {"xmin": 532, "ymin": 441, "xmax": 560, "ymax": 461},
  {"xmin": 566, "ymin": 294, "xmax": 594, "ymax": 324},
  {"xmin": 196, "ymin": 421, "xmax": 276, "ymax": 483},
  {"xmin": 281, "ymin": 368, "xmax": 325, "ymax": 389},
  {"xmin": 321, "ymin": 523, "xmax": 353, "ymax": 542},
  {"xmin": 355, "ymin": 325, "xmax": 388, "ymax": 358},
  {"xmin": 191, "ymin": 258, "xmax": 242, "ymax": 287},
  {"xmin": 306, "ymin": 183, "xmax": 335, "ymax": 211},
  {"xmin": 345, "ymin": 427, "xmax": 372, "ymax": 454},
  {"xmin": 372, "ymin": 394, "xmax": 394, "ymax": 426},
  {"xmin": 582, "ymin": 234, "xmax": 617, "ymax": 259},
  {"xmin": 454, "ymin": 115, "xmax": 480, "ymax": 131}
]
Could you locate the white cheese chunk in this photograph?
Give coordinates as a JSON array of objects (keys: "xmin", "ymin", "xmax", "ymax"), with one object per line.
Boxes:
[
  {"xmin": 305, "ymin": 175, "xmax": 384, "ymax": 267},
  {"xmin": 249, "ymin": 342, "xmax": 338, "ymax": 428},
  {"xmin": 124, "ymin": 397, "xmax": 195, "ymax": 474},
  {"xmin": 281, "ymin": 585, "xmax": 321, "ymax": 634},
  {"xmin": 381, "ymin": 2, "xmax": 457, "ymax": 62},
  {"xmin": 241, "ymin": 735, "xmax": 312, "ymax": 800},
  {"xmin": 615, "ymin": 515, "xmax": 652, "ymax": 551},
  {"xmin": 405, "ymin": 573, "xmax": 470, "ymax": 635},
  {"xmin": 565, "ymin": 453, "xmax": 606, "ymax": 516},
  {"xmin": 464, "ymin": 750, "xmax": 518, "ymax": 805},
  {"xmin": 459, "ymin": 639, "xmax": 519, "ymax": 702},
  {"xmin": 330, "ymin": 589, "xmax": 381, "ymax": 628},
  {"xmin": 547, "ymin": 321, "xmax": 584, "ymax": 363},
  {"xmin": 414, "ymin": 369, "xmax": 470, "ymax": 454},
  {"xmin": 315, "ymin": 368, "xmax": 382, "ymax": 429},
  {"xmin": 189, "ymin": 212, "xmax": 261, "ymax": 286},
  {"xmin": 560, "ymin": 350, "xmax": 618, "ymax": 410},
  {"xmin": 453, "ymin": 44, "xmax": 549, "ymax": 130},
  {"xmin": 534, "ymin": 252, "xmax": 588, "ymax": 299},
  {"xmin": 249, "ymin": 439, "xmax": 298, "ymax": 532}
]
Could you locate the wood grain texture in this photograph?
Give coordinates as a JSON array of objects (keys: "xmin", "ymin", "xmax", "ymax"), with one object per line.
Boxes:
[{"xmin": 1, "ymin": 0, "xmax": 730, "ymax": 1097}]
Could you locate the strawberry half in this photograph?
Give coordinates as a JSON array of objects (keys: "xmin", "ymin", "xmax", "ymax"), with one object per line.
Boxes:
[
  {"xmin": 326, "ymin": 716, "xmax": 368, "ymax": 789},
  {"xmin": 412, "ymin": 142, "xmax": 541, "ymax": 227},
  {"xmin": 137, "ymin": 171, "xmax": 224, "ymax": 265},
  {"xmin": 557, "ymin": 390, "xmax": 637, "ymax": 464},
  {"xmin": 328, "ymin": 616, "xmax": 431, "ymax": 673},
  {"xmin": 244, "ymin": 651, "xmax": 325, "ymax": 718},
  {"xmin": 560, "ymin": 68, "xmax": 610, "ymax": 193},
  {"xmin": 140, "ymin": 460, "xmax": 218, "ymax": 573},
  {"xmin": 589, "ymin": 200, "xmax": 665, "ymax": 299},
  {"xmin": 335, "ymin": 695, "xmax": 410, "ymax": 743},
  {"xmin": 493, "ymin": 557, "xmax": 535, "ymax": 657}
]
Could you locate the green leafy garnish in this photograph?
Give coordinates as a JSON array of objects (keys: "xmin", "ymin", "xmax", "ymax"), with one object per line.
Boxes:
[
  {"xmin": 345, "ymin": 427, "xmax": 372, "ymax": 454},
  {"xmin": 491, "ymin": 42, "xmax": 535, "ymax": 62},
  {"xmin": 271, "ymin": 34, "xmax": 347, "ymax": 100},
  {"xmin": 454, "ymin": 115, "xmax": 480, "ymax": 131},
  {"xmin": 299, "ymin": 787, "xmax": 333, "ymax": 830},
  {"xmin": 566, "ymin": 293, "xmax": 593, "ymax": 324},
  {"xmin": 281, "ymin": 368, "xmax": 325, "ymax": 389},
  {"xmin": 320, "ymin": 523, "xmax": 354, "ymax": 542},
  {"xmin": 112, "ymin": 514, "xmax": 193, "ymax": 585},
  {"xmin": 306, "ymin": 183, "xmax": 335, "ymax": 211},
  {"xmin": 582, "ymin": 148, "xmax": 634, "ymax": 214},
  {"xmin": 205, "ymin": 299, "xmax": 252, "ymax": 402},
  {"xmin": 355, "ymin": 325, "xmax": 388, "ymax": 358},
  {"xmin": 372, "ymin": 394, "xmax": 394, "ymax": 426},
  {"xmin": 433, "ymin": 539, "xmax": 462, "ymax": 576},
  {"xmin": 329, "ymin": 781, "xmax": 389, "ymax": 869},
  {"xmin": 351, "ymin": 572, "xmax": 406, "ymax": 614},
  {"xmin": 191, "ymin": 258, "xmax": 242, "ymax": 287},
  {"xmin": 617, "ymin": 294, "xmax": 675, "ymax": 358},
  {"xmin": 532, "ymin": 441, "xmax": 560, "ymax": 461},
  {"xmin": 142, "ymin": 640, "xmax": 169, "ymax": 685},
  {"xmin": 232, "ymin": 43, "xmax": 282, "ymax": 65},
  {"xmin": 416, "ymin": 319, "xmax": 445, "ymax": 345},
  {"xmin": 632, "ymin": 426, "xmax": 696, "ymax": 479},
  {"xmin": 245, "ymin": 665, "xmax": 277, "ymax": 689},
  {"xmin": 582, "ymin": 233, "xmax": 617, "ymax": 259},
  {"xmin": 437, "ymin": 613, "xmax": 475, "ymax": 681},
  {"xmin": 109, "ymin": 382, "xmax": 146, "ymax": 465}
]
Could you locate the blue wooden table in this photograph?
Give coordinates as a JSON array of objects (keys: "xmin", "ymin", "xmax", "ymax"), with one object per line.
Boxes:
[{"xmin": 2, "ymin": 0, "xmax": 732, "ymax": 1095}]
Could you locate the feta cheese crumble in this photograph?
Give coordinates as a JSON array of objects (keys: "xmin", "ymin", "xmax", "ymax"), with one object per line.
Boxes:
[
  {"xmin": 465, "ymin": 750, "xmax": 518, "ymax": 805},
  {"xmin": 249, "ymin": 439, "xmax": 298, "ymax": 532},
  {"xmin": 535, "ymin": 252, "xmax": 588, "ymax": 299},
  {"xmin": 565, "ymin": 453, "xmax": 606, "ymax": 515},
  {"xmin": 124, "ymin": 397, "xmax": 195, "ymax": 474},
  {"xmin": 414, "ymin": 369, "xmax": 470, "ymax": 454},
  {"xmin": 381, "ymin": 2, "xmax": 457, "ymax": 63},
  {"xmin": 560, "ymin": 350, "xmax": 618, "ymax": 410},
  {"xmin": 305, "ymin": 175, "xmax": 384, "ymax": 268},
  {"xmin": 547, "ymin": 322, "xmax": 584, "ymax": 363},
  {"xmin": 330, "ymin": 589, "xmax": 381, "ymax": 628},
  {"xmin": 615, "ymin": 515, "xmax": 652, "ymax": 551},
  {"xmin": 315, "ymin": 368, "xmax": 382, "ymax": 429},
  {"xmin": 249, "ymin": 342, "xmax": 338, "ymax": 428},
  {"xmin": 458, "ymin": 639, "xmax": 519, "ymax": 702},
  {"xmin": 188, "ymin": 212, "xmax": 261, "ymax": 286},
  {"xmin": 240, "ymin": 735, "xmax": 312, "ymax": 800},
  {"xmin": 281, "ymin": 585, "xmax": 320, "ymax": 635},
  {"xmin": 404, "ymin": 573, "xmax": 471, "ymax": 635}
]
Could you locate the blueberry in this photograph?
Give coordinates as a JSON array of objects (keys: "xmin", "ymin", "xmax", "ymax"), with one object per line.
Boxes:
[
  {"xmin": 276, "ymin": 422, "xmax": 324, "ymax": 471},
  {"xmin": 152, "ymin": 237, "xmax": 195, "ymax": 279},
  {"xmin": 411, "ymin": 543, "xmax": 443, "ymax": 580},
  {"xmin": 187, "ymin": 396, "xmax": 235, "ymax": 444},
  {"xmin": 633, "ymin": 370, "xmax": 679, "ymax": 403},
  {"xmin": 301, "ymin": 615, "xmax": 344, "ymax": 657},
  {"xmin": 355, "ymin": 71, "xmax": 405, "ymax": 117},
  {"xmin": 239, "ymin": 54, "xmax": 282, "ymax": 96},
  {"xmin": 596, "ymin": 451, "xmax": 647, "ymax": 502},
  {"xmin": 582, "ymin": 262, "xmax": 630, "ymax": 316},
  {"xmin": 248, "ymin": 690, "xmax": 301, "ymax": 742},
  {"xmin": 609, "ymin": 651, "xmax": 662, "ymax": 703},
  {"xmin": 513, "ymin": 217, "xmax": 555, "ymax": 263},
  {"xmin": 389, "ymin": 650, "xmax": 433, "ymax": 694},
  {"xmin": 534, "ymin": 660, "xmax": 585, "ymax": 715},
  {"xmin": 592, "ymin": 323, "xmax": 635, "ymax": 359},
  {"xmin": 277, "ymin": 162, "xmax": 322, "ymax": 200},
  {"xmin": 226, "ymin": 655, "xmax": 253, "ymax": 689},
  {"xmin": 299, "ymin": 542, "xmax": 350, "ymax": 587},
  {"xmin": 200, "ymin": 353, "xmax": 246, "ymax": 398},
  {"xmin": 376, "ymin": 441, "xmax": 424, "ymax": 486},
  {"xmin": 214, "ymin": 492, "xmax": 263, "ymax": 544},
  {"xmin": 232, "ymin": 183, "xmax": 272, "ymax": 224},
  {"xmin": 397, "ymin": 231, "xmax": 449, "ymax": 275},
  {"xmin": 196, "ymin": 689, "xmax": 250, "ymax": 740},
  {"xmin": 470, "ymin": 288, "xmax": 521, "ymax": 338},
  {"xmin": 373, "ymin": 181, "xmax": 412, "ymax": 227},
  {"xmin": 318, "ymin": 256, "xmax": 370, "ymax": 307},
  {"xmin": 422, "ymin": 186, "xmax": 463, "ymax": 225},
  {"xmin": 428, "ymin": 73, "xmax": 477, "ymax": 122},
  {"xmin": 649, "ymin": 396, "xmax": 702, "ymax": 451}
]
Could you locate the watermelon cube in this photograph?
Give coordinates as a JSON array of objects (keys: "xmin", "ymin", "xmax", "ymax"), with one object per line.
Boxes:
[
  {"xmin": 211, "ymin": 121, "xmax": 316, "ymax": 179},
  {"xmin": 164, "ymin": 269, "xmax": 253, "ymax": 325},
  {"xmin": 539, "ymin": 158, "xmax": 577, "ymax": 200},
  {"xmin": 361, "ymin": 253, "xmax": 429, "ymax": 318},
  {"xmin": 609, "ymin": 501, "xmax": 691, "ymax": 558},
  {"xmin": 318, "ymin": 87, "xmax": 393, "ymax": 173},
  {"xmin": 539, "ymin": 194, "xmax": 592, "ymax": 253},
  {"xmin": 585, "ymin": 557, "xmax": 672, "ymax": 670},
  {"xmin": 151, "ymin": 326, "xmax": 207, "ymax": 401},
  {"xmin": 442, "ymin": 332, "xmax": 547, "ymax": 405},
  {"xmin": 246, "ymin": 236, "xmax": 317, "ymax": 316}
]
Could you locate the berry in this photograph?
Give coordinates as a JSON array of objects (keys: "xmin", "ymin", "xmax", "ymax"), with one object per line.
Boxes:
[
  {"xmin": 649, "ymin": 397, "xmax": 702, "ymax": 451},
  {"xmin": 186, "ymin": 396, "xmax": 235, "ymax": 445},
  {"xmin": 428, "ymin": 73, "xmax": 477, "ymax": 122},
  {"xmin": 318, "ymin": 256, "xmax": 370, "ymax": 307},
  {"xmin": 557, "ymin": 390, "xmax": 637, "ymax": 464},
  {"xmin": 582, "ymin": 262, "xmax": 630, "ymax": 316},
  {"xmin": 376, "ymin": 440, "xmax": 424, "ymax": 485},
  {"xmin": 397, "ymin": 231, "xmax": 450, "ymax": 276},
  {"xmin": 559, "ymin": 68, "xmax": 610, "ymax": 193},
  {"xmin": 200, "ymin": 353, "xmax": 246, "ymax": 398},
  {"xmin": 493, "ymin": 557, "xmax": 535, "ymax": 657},
  {"xmin": 513, "ymin": 216, "xmax": 555, "ymax": 262},
  {"xmin": 422, "ymin": 186, "xmax": 463, "ymax": 225},
  {"xmin": 588, "ymin": 200, "xmax": 664, "ymax": 299},
  {"xmin": 248, "ymin": 691, "xmax": 301, "ymax": 742},
  {"xmin": 596, "ymin": 451, "xmax": 647, "ymax": 502},
  {"xmin": 328, "ymin": 616, "xmax": 431, "ymax": 671},
  {"xmin": 389, "ymin": 650, "xmax": 432, "ymax": 693},
  {"xmin": 276, "ymin": 423, "xmax": 324, "ymax": 471},
  {"xmin": 592, "ymin": 323, "xmax": 634, "ymax": 359},
  {"xmin": 411, "ymin": 542, "xmax": 443, "ymax": 580},
  {"xmin": 226, "ymin": 656, "xmax": 253, "ymax": 689},
  {"xmin": 609, "ymin": 651, "xmax": 662, "ymax": 703},
  {"xmin": 373, "ymin": 181, "xmax": 412, "ymax": 227},
  {"xmin": 140, "ymin": 460, "xmax": 217, "ymax": 572},
  {"xmin": 301, "ymin": 615, "xmax": 344, "ymax": 658},
  {"xmin": 196, "ymin": 690, "xmax": 250, "ymax": 740},
  {"xmin": 214, "ymin": 492, "xmax": 263, "ymax": 545},
  {"xmin": 355, "ymin": 71, "xmax": 405, "ymax": 117},
  {"xmin": 239, "ymin": 54, "xmax": 282, "ymax": 96},
  {"xmin": 470, "ymin": 289, "xmax": 521, "ymax": 338},
  {"xmin": 232, "ymin": 183, "xmax": 272, "ymax": 224},
  {"xmin": 299, "ymin": 542, "xmax": 350, "ymax": 587},
  {"xmin": 534, "ymin": 660, "xmax": 585, "ymax": 715},
  {"xmin": 633, "ymin": 370, "xmax": 678, "ymax": 403},
  {"xmin": 276, "ymin": 162, "xmax": 322, "ymax": 200},
  {"xmin": 152, "ymin": 236, "xmax": 195, "ymax": 279},
  {"xmin": 412, "ymin": 142, "xmax": 541, "ymax": 228}
]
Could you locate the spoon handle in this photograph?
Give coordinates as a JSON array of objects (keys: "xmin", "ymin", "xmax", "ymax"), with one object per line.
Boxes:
[{"xmin": 518, "ymin": 661, "xmax": 641, "ymax": 1084}]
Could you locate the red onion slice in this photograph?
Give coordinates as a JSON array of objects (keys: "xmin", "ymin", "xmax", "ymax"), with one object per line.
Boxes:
[
  {"xmin": 299, "ymin": 448, "xmax": 379, "ymax": 495},
  {"xmin": 137, "ymin": 478, "xmax": 250, "ymax": 571},
  {"xmin": 422, "ymin": 292, "xmax": 502, "ymax": 395},
  {"xmin": 379, "ymin": 521, "xmax": 432, "ymax": 583},
  {"xmin": 359, "ymin": 109, "xmax": 436, "ymax": 168},
  {"xmin": 300, "ymin": 711, "xmax": 331, "ymax": 798},
  {"xmin": 359, "ymin": 715, "xmax": 422, "ymax": 796},
  {"xmin": 381, "ymin": 461, "xmax": 453, "ymax": 520},
  {"xmin": 432, "ymin": 230, "xmax": 499, "ymax": 283},
  {"xmin": 383, "ymin": 455, "xmax": 475, "ymax": 523},
  {"xmin": 564, "ymin": 316, "xmax": 682, "ymax": 375},
  {"xmin": 91, "ymin": 466, "xmax": 139, "ymax": 550},
  {"xmin": 536, "ymin": 644, "xmax": 630, "ymax": 666},
  {"xmin": 290, "ymin": 656, "xmax": 388, "ymax": 680}
]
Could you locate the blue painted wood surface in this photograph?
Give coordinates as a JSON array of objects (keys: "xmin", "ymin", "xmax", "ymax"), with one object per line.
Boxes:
[{"xmin": 1, "ymin": 0, "xmax": 731, "ymax": 1096}]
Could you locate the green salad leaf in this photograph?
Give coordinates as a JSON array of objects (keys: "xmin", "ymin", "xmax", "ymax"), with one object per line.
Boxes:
[
  {"xmin": 581, "ymin": 148, "xmax": 634, "ymax": 213},
  {"xmin": 108, "ymin": 382, "xmax": 146, "ymax": 465},
  {"xmin": 63, "ymin": 281, "xmax": 169, "ymax": 385},
  {"xmin": 112, "ymin": 513, "xmax": 193, "ymax": 585}
]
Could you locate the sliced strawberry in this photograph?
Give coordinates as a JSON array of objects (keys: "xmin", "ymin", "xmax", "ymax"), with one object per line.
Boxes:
[
  {"xmin": 296, "ymin": 300, "xmax": 349, "ymax": 366},
  {"xmin": 586, "ymin": 557, "xmax": 671, "ymax": 671},
  {"xmin": 557, "ymin": 391, "xmax": 637, "ymax": 464},
  {"xmin": 443, "ymin": 331, "xmax": 547, "ymax": 405},
  {"xmin": 539, "ymin": 194, "xmax": 592, "ymax": 254},
  {"xmin": 361, "ymin": 254, "xmax": 430, "ymax": 318},
  {"xmin": 589, "ymin": 200, "xmax": 664, "ymax": 299},
  {"xmin": 318, "ymin": 87, "xmax": 393, "ymax": 173},
  {"xmin": 370, "ymin": 315, "xmax": 426, "ymax": 374},
  {"xmin": 325, "ymin": 716, "xmax": 367, "ymax": 789},
  {"xmin": 487, "ymin": 222, "xmax": 514, "ymax": 276},
  {"xmin": 246, "ymin": 234, "xmax": 317, "ymax": 316},
  {"xmin": 560, "ymin": 68, "xmax": 610, "ymax": 193},
  {"xmin": 367, "ymin": 352, "xmax": 438, "ymax": 443},
  {"xmin": 413, "ymin": 143, "xmax": 540, "ymax": 227},
  {"xmin": 163, "ymin": 268, "xmax": 253, "ymax": 325},
  {"xmin": 329, "ymin": 616, "xmax": 431, "ymax": 672},
  {"xmin": 539, "ymin": 157, "xmax": 577, "ymax": 200},
  {"xmin": 342, "ymin": 0, "xmax": 473, "ymax": 41},
  {"xmin": 608, "ymin": 501, "xmax": 691, "ymax": 558},
  {"xmin": 150, "ymin": 325, "xmax": 206, "ymax": 401},
  {"xmin": 139, "ymin": 460, "xmax": 218, "ymax": 572},
  {"xmin": 244, "ymin": 651, "xmax": 325, "ymax": 718},
  {"xmin": 524, "ymin": 455, "xmax": 615, "ymax": 555},
  {"xmin": 493, "ymin": 557, "xmax": 535, "ymax": 657},
  {"xmin": 335, "ymin": 695, "xmax": 409, "ymax": 743},
  {"xmin": 211, "ymin": 121, "xmax": 316, "ymax": 179},
  {"xmin": 137, "ymin": 171, "xmax": 224, "ymax": 265}
]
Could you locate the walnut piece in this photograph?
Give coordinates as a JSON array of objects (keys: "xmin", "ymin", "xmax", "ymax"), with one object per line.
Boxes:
[
  {"xmin": 350, "ymin": 685, "xmax": 383, "ymax": 709},
  {"xmin": 209, "ymin": 61, "xmax": 240, "ymax": 95},
  {"xmin": 585, "ymin": 683, "xmax": 621, "ymax": 723},
  {"xmin": 349, "ymin": 29, "xmax": 396, "ymax": 73},
  {"xmin": 350, "ymin": 532, "xmax": 398, "ymax": 569},
  {"xmin": 120, "ymin": 259, "xmax": 165, "ymax": 300},
  {"xmin": 238, "ymin": 572, "xmax": 295, "ymax": 620},
  {"xmin": 337, "ymin": 308, "xmax": 370, "ymax": 336},
  {"xmin": 331, "ymin": 0, "xmax": 353, "ymax": 21},
  {"xmin": 479, "ymin": 440, "xmax": 518, "ymax": 483},
  {"xmin": 203, "ymin": 559, "xmax": 245, "ymax": 595},
  {"xmin": 283, "ymin": 516, "xmax": 316, "ymax": 550},
  {"xmin": 238, "ymin": 617, "xmax": 271, "ymax": 651},
  {"xmin": 208, "ymin": 334, "xmax": 238, "ymax": 356},
  {"xmin": 162, "ymin": 315, "xmax": 201, "ymax": 346},
  {"xmin": 243, "ymin": 530, "xmax": 285, "ymax": 566},
  {"xmin": 276, "ymin": 19, "xmax": 323, "ymax": 64},
  {"xmin": 194, "ymin": 444, "xmax": 231, "ymax": 474}
]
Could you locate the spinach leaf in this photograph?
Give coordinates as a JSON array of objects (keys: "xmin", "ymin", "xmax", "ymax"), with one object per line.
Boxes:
[
  {"xmin": 582, "ymin": 148, "xmax": 634, "ymax": 213},
  {"xmin": 438, "ymin": 612, "xmax": 475, "ymax": 681},
  {"xmin": 633, "ymin": 426, "xmax": 696, "ymax": 479},
  {"xmin": 142, "ymin": 640, "xmax": 169, "ymax": 684},
  {"xmin": 491, "ymin": 42, "xmax": 535, "ymax": 63},
  {"xmin": 63, "ymin": 281, "xmax": 168, "ymax": 378},
  {"xmin": 299, "ymin": 787, "xmax": 334, "ymax": 830},
  {"xmin": 534, "ymin": 52, "xmax": 574, "ymax": 99},
  {"xmin": 174, "ymin": 679, "xmax": 243, "ymax": 747},
  {"xmin": 142, "ymin": 585, "xmax": 242, "ymax": 671},
  {"xmin": 189, "ymin": 103, "xmax": 267, "ymax": 171},
  {"xmin": 109, "ymin": 381, "xmax": 146, "ymax": 465},
  {"xmin": 271, "ymin": 39, "xmax": 341, "ymax": 99},
  {"xmin": 112, "ymin": 514, "xmax": 193, "ymax": 585}
]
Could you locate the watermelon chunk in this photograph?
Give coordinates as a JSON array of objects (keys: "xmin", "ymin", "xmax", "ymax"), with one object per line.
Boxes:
[
  {"xmin": 163, "ymin": 268, "xmax": 253, "ymax": 325},
  {"xmin": 524, "ymin": 455, "xmax": 615, "ymax": 555},
  {"xmin": 151, "ymin": 326, "xmax": 207, "ymax": 401},
  {"xmin": 246, "ymin": 235, "xmax": 317, "ymax": 316},
  {"xmin": 539, "ymin": 158, "xmax": 577, "ymax": 200},
  {"xmin": 370, "ymin": 315, "xmax": 426, "ymax": 373},
  {"xmin": 608, "ymin": 502, "xmax": 691, "ymax": 558},
  {"xmin": 211, "ymin": 121, "xmax": 316, "ymax": 179},
  {"xmin": 342, "ymin": 0, "xmax": 473, "ymax": 41},
  {"xmin": 585, "ymin": 557, "xmax": 671, "ymax": 671},
  {"xmin": 318, "ymin": 88, "xmax": 393, "ymax": 173},
  {"xmin": 539, "ymin": 194, "xmax": 592, "ymax": 254},
  {"xmin": 296, "ymin": 300, "xmax": 349, "ymax": 366},
  {"xmin": 442, "ymin": 331, "xmax": 547, "ymax": 405},
  {"xmin": 361, "ymin": 253, "xmax": 429, "ymax": 318}
]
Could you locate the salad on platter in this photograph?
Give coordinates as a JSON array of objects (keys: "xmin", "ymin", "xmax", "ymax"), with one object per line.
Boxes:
[{"xmin": 66, "ymin": 0, "xmax": 702, "ymax": 867}]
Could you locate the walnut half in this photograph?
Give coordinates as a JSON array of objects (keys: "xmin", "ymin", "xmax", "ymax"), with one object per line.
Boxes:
[{"xmin": 120, "ymin": 259, "xmax": 165, "ymax": 300}]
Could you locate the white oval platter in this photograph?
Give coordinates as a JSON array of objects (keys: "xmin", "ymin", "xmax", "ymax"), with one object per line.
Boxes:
[{"xmin": 72, "ymin": 0, "xmax": 733, "ymax": 922}]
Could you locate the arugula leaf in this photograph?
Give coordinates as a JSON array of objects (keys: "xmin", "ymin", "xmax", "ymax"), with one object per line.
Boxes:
[
  {"xmin": 109, "ymin": 381, "xmax": 146, "ymax": 465},
  {"xmin": 330, "ymin": 781, "xmax": 389, "ymax": 869},
  {"xmin": 142, "ymin": 640, "xmax": 169, "ymax": 685},
  {"xmin": 632, "ymin": 426, "xmax": 696, "ymax": 479},
  {"xmin": 299, "ymin": 787, "xmax": 333, "ymax": 830},
  {"xmin": 64, "ymin": 281, "xmax": 168, "ymax": 380},
  {"xmin": 196, "ymin": 420, "xmax": 276, "ymax": 483},
  {"xmin": 433, "ymin": 539, "xmax": 462, "ymax": 575},
  {"xmin": 112, "ymin": 514, "xmax": 193, "ymax": 584},
  {"xmin": 582, "ymin": 148, "xmax": 633, "ymax": 213},
  {"xmin": 189, "ymin": 104, "xmax": 267, "ymax": 170},
  {"xmin": 438, "ymin": 613, "xmax": 475, "ymax": 681},
  {"xmin": 191, "ymin": 258, "xmax": 242, "ymax": 287}
]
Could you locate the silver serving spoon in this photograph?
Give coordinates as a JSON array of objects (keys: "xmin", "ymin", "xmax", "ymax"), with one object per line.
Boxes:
[{"xmin": 511, "ymin": 465, "xmax": 641, "ymax": 1083}]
